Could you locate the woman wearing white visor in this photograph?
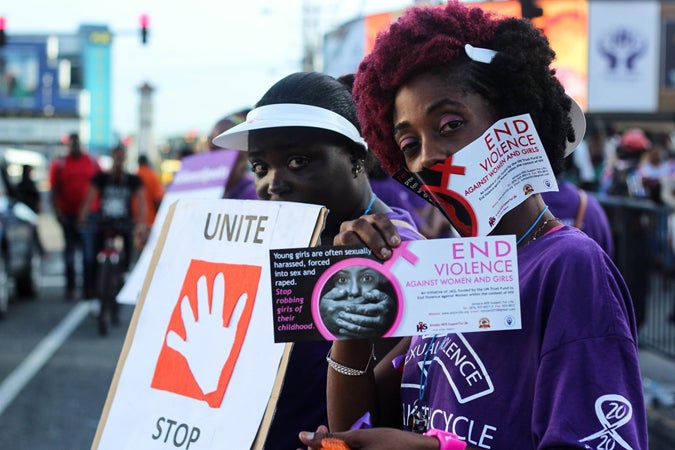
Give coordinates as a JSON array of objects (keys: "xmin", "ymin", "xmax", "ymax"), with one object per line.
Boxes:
[{"xmin": 213, "ymin": 71, "xmax": 423, "ymax": 450}]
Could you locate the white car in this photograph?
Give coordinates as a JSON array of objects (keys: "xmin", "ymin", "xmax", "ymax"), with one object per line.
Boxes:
[{"xmin": 0, "ymin": 160, "xmax": 42, "ymax": 318}]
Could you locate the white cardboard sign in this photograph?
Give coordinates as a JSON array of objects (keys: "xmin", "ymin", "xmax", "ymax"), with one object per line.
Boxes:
[{"xmin": 93, "ymin": 198, "xmax": 326, "ymax": 450}]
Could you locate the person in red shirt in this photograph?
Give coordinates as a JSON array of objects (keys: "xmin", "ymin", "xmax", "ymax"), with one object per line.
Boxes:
[{"xmin": 49, "ymin": 133, "xmax": 100, "ymax": 300}]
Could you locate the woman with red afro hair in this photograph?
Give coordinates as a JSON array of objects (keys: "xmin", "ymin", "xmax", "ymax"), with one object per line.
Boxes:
[{"xmin": 299, "ymin": 2, "xmax": 647, "ymax": 449}]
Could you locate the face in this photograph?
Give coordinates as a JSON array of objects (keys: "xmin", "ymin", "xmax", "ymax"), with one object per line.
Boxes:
[
  {"xmin": 248, "ymin": 127, "xmax": 360, "ymax": 213},
  {"xmin": 69, "ymin": 135, "xmax": 82, "ymax": 156},
  {"xmin": 332, "ymin": 266, "xmax": 385, "ymax": 298},
  {"xmin": 111, "ymin": 147, "xmax": 126, "ymax": 169},
  {"xmin": 393, "ymin": 71, "xmax": 497, "ymax": 173}
]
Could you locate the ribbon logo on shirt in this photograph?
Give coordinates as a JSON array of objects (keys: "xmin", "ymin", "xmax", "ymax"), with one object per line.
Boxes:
[{"xmin": 579, "ymin": 394, "xmax": 633, "ymax": 450}]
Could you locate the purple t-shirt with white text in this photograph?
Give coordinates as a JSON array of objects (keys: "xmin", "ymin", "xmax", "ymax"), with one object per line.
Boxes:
[{"xmin": 400, "ymin": 227, "xmax": 647, "ymax": 449}]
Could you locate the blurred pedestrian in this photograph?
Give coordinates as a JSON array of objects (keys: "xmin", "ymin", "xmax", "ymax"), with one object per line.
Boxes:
[
  {"xmin": 600, "ymin": 127, "xmax": 651, "ymax": 198},
  {"xmin": 638, "ymin": 137, "xmax": 670, "ymax": 204},
  {"xmin": 15, "ymin": 164, "xmax": 45, "ymax": 256},
  {"xmin": 16, "ymin": 164, "xmax": 41, "ymax": 214},
  {"xmin": 49, "ymin": 132, "xmax": 100, "ymax": 300},
  {"xmin": 134, "ymin": 154, "xmax": 164, "ymax": 230},
  {"xmin": 79, "ymin": 144, "xmax": 145, "ymax": 336},
  {"xmin": 207, "ymin": 110, "xmax": 257, "ymax": 200},
  {"xmin": 541, "ymin": 180, "xmax": 614, "ymax": 257},
  {"xmin": 600, "ymin": 128, "xmax": 654, "ymax": 330},
  {"xmin": 641, "ymin": 134, "xmax": 675, "ymax": 283}
]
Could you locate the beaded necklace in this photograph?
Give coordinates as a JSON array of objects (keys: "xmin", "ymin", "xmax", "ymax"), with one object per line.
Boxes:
[{"xmin": 528, "ymin": 217, "xmax": 560, "ymax": 243}]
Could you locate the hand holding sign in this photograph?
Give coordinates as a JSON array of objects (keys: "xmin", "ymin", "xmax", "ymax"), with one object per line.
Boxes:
[{"xmin": 166, "ymin": 273, "xmax": 247, "ymax": 394}]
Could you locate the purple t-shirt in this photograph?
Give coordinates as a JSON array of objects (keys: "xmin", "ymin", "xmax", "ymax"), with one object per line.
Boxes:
[
  {"xmin": 401, "ymin": 227, "xmax": 647, "ymax": 449},
  {"xmin": 541, "ymin": 181, "xmax": 614, "ymax": 257},
  {"xmin": 264, "ymin": 207, "xmax": 423, "ymax": 450}
]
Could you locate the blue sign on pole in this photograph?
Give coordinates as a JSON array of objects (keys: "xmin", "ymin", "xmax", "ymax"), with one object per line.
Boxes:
[{"xmin": 81, "ymin": 26, "xmax": 113, "ymax": 155}]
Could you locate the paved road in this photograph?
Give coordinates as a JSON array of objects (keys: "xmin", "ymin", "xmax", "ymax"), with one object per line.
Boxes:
[{"xmin": 0, "ymin": 246, "xmax": 134, "ymax": 449}]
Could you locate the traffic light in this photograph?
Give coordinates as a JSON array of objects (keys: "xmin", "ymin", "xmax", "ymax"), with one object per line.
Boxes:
[
  {"xmin": 139, "ymin": 13, "xmax": 149, "ymax": 45},
  {"xmin": 520, "ymin": 0, "xmax": 543, "ymax": 19},
  {"xmin": 0, "ymin": 16, "xmax": 7, "ymax": 47}
]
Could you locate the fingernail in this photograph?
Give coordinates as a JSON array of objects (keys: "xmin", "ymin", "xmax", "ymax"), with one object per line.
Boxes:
[
  {"xmin": 380, "ymin": 247, "xmax": 392, "ymax": 259},
  {"xmin": 300, "ymin": 431, "xmax": 314, "ymax": 440},
  {"xmin": 389, "ymin": 235, "xmax": 400, "ymax": 246}
]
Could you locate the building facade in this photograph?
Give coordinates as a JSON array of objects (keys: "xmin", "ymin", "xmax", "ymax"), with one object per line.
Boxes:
[{"xmin": 0, "ymin": 24, "xmax": 113, "ymax": 158}]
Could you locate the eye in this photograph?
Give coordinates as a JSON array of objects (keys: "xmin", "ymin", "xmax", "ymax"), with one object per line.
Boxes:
[
  {"xmin": 335, "ymin": 275, "xmax": 348, "ymax": 285},
  {"xmin": 250, "ymin": 161, "xmax": 267, "ymax": 176},
  {"xmin": 288, "ymin": 156, "xmax": 310, "ymax": 170},
  {"xmin": 398, "ymin": 136, "xmax": 420, "ymax": 155},
  {"xmin": 360, "ymin": 273, "xmax": 375, "ymax": 284},
  {"xmin": 439, "ymin": 114, "xmax": 464, "ymax": 136}
]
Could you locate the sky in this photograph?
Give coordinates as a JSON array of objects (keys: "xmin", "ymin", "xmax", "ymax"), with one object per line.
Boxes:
[{"xmin": 5, "ymin": 0, "xmax": 416, "ymax": 140}]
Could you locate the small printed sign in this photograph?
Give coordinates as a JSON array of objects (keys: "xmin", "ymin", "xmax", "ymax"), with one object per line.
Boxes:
[
  {"xmin": 270, "ymin": 235, "xmax": 521, "ymax": 342},
  {"xmin": 394, "ymin": 114, "xmax": 558, "ymax": 237}
]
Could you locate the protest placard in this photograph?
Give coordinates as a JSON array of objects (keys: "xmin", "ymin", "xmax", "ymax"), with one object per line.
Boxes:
[
  {"xmin": 270, "ymin": 235, "xmax": 520, "ymax": 342},
  {"xmin": 393, "ymin": 114, "xmax": 558, "ymax": 237},
  {"xmin": 93, "ymin": 198, "xmax": 327, "ymax": 449},
  {"xmin": 117, "ymin": 150, "xmax": 239, "ymax": 304}
]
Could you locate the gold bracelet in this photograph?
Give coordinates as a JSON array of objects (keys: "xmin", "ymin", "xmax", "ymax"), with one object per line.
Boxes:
[{"xmin": 326, "ymin": 345, "xmax": 376, "ymax": 377}]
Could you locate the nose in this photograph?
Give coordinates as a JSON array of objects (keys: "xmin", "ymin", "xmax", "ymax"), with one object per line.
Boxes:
[
  {"xmin": 264, "ymin": 169, "xmax": 290, "ymax": 200},
  {"xmin": 408, "ymin": 134, "xmax": 454, "ymax": 172},
  {"xmin": 347, "ymin": 276, "xmax": 360, "ymax": 297},
  {"xmin": 417, "ymin": 137, "xmax": 452, "ymax": 171}
]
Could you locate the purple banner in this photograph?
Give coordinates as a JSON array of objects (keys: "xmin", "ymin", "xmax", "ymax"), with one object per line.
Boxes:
[{"xmin": 168, "ymin": 150, "xmax": 239, "ymax": 193}]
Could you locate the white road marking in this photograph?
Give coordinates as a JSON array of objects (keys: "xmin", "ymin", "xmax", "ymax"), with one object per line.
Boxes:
[{"xmin": 0, "ymin": 302, "xmax": 90, "ymax": 415}]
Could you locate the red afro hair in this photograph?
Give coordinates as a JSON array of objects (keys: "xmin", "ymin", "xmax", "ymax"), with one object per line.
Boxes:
[{"xmin": 353, "ymin": 2, "xmax": 502, "ymax": 175}]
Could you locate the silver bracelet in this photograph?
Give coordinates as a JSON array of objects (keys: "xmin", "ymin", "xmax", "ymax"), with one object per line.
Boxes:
[{"xmin": 326, "ymin": 345, "xmax": 376, "ymax": 377}]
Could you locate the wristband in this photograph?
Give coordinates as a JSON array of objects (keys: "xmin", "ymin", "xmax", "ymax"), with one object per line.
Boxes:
[
  {"xmin": 423, "ymin": 429, "xmax": 466, "ymax": 450},
  {"xmin": 326, "ymin": 346, "xmax": 376, "ymax": 377}
]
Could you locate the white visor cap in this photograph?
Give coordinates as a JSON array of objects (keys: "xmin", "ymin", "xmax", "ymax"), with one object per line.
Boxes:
[
  {"xmin": 565, "ymin": 97, "xmax": 586, "ymax": 157},
  {"xmin": 212, "ymin": 103, "xmax": 368, "ymax": 152}
]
